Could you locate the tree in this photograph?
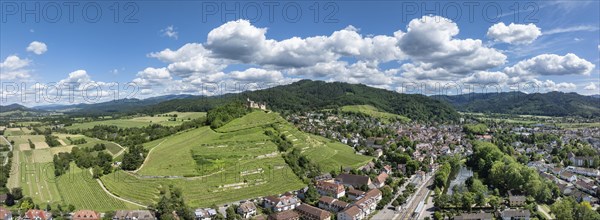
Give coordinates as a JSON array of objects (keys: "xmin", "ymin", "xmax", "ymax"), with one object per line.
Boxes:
[
  {"xmin": 461, "ymin": 192, "xmax": 475, "ymax": 211},
  {"xmin": 433, "ymin": 212, "xmax": 443, "ymax": 220},
  {"xmin": 488, "ymin": 195, "xmax": 502, "ymax": 211},
  {"xmin": 303, "ymin": 185, "xmax": 320, "ymax": 205},
  {"xmin": 226, "ymin": 206, "xmax": 240, "ymax": 220},
  {"xmin": 11, "ymin": 187, "xmax": 23, "ymax": 200}
]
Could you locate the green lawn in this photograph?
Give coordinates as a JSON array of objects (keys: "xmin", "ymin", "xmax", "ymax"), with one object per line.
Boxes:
[
  {"xmin": 340, "ymin": 105, "xmax": 410, "ymax": 123},
  {"xmin": 67, "ymin": 112, "xmax": 206, "ymax": 130}
]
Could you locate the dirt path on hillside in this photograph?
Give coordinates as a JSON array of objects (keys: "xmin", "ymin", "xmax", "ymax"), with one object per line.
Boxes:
[
  {"xmin": 89, "ymin": 168, "xmax": 147, "ymax": 208},
  {"xmin": 132, "ymin": 139, "xmax": 168, "ymax": 173}
]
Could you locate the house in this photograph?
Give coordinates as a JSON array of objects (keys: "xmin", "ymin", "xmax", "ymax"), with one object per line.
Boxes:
[
  {"xmin": 0, "ymin": 207, "xmax": 12, "ymax": 220},
  {"xmin": 263, "ymin": 193, "xmax": 301, "ymax": 212},
  {"xmin": 508, "ymin": 195, "xmax": 526, "ymax": 207},
  {"xmin": 374, "ymin": 149, "xmax": 383, "ymax": 158},
  {"xmin": 72, "ymin": 210, "xmax": 100, "ymax": 220},
  {"xmin": 113, "ymin": 210, "xmax": 156, "ymax": 220},
  {"xmin": 335, "ymin": 174, "xmax": 371, "ymax": 188},
  {"xmin": 551, "ymin": 167, "xmax": 563, "ymax": 175},
  {"xmin": 237, "ymin": 201, "xmax": 257, "ymax": 219},
  {"xmin": 194, "ymin": 208, "xmax": 217, "ymax": 220},
  {"xmin": 566, "ymin": 166, "xmax": 600, "ymax": 177},
  {"xmin": 382, "ymin": 165, "xmax": 392, "ymax": 174},
  {"xmin": 337, "ymin": 206, "xmax": 364, "ymax": 220},
  {"xmin": 569, "ymin": 155, "xmax": 595, "ymax": 167},
  {"xmin": 267, "ymin": 210, "xmax": 300, "ymax": 220},
  {"xmin": 295, "ymin": 204, "xmax": 331, "ymax": 220},
  {"xmin": 316, "ymin": 181, "xmax": 345, "ymax": 198},
  {"xmin": 500, "ymin": 209, "xmax": 530, "ymax": 220},
  {"xmin": 347, "ymin": 189, "xmax": 365, "ymax": 200},
  {"xmin": 560, "ymin": 171, "xmax": 577, "ymax": 182},
  {"xmin": 574, "ymin": 180, "xmax": 598, "ymax": 195},
  {"xmin": 318, "ymin": 196, "xmax": 349, "ymax": 213},
  {"xmin": 453, "ymin": 212, "xmax": 493, "ymax": 220},
  {"xmin": 24, "ymin": 210, "xmax": 52, "ymax": 220},
  {"xmin": 349, "ymin": 189, "xmax": 382, "ymax": 217},
  {"xmin": 373, "ymin": 173, "xmax": 389, "ymax": 188}
]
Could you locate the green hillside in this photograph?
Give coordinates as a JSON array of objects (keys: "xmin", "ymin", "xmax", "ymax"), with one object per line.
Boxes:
[
  {"xmin": 340, "ymin": 105, "xmax": 411, "ymax": 123},
  {"xmin": 102, "ymin": 111, "xmax": 371, "ymax": 207}
]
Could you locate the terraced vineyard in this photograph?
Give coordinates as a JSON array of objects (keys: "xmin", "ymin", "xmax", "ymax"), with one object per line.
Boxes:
[
  {"xmin": 101, "ymin": 111, "xmax": 371, "ymax": 207},
  {"xmin": 56, "ymin": 164, "xmax": 132, "ymax": 211}
]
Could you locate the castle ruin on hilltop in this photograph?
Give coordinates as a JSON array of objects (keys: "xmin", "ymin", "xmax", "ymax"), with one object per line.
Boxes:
[{"xmin": 246, "ymin": 98, "xmax": 267, "ymax": 110}]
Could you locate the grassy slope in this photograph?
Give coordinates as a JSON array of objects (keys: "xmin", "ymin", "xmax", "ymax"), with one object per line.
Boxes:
[
  {"xmin": 340, "ymin": 105, "xmax": 411, "ymax": 123},
  {"xmin": 104, "ymin": 111, "xmax": 371, "ymax": 207}
]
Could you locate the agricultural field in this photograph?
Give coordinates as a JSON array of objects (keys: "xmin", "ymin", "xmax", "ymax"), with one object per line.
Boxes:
[
  {"xmin": 54, "ymin": 134, "xmax": 124, "ymax": 155},
  {"xmin": 4, "ymin": 127, "xmax": 25, "ymax": 136},
  {"xmin": 102, "ymin": 111, "xmax": 370, "ymax": 207},
  {"xmin": 66, "ymin": 112, "xmax": 206, "ymax": 130},
  {"xmin": 8, "ymin": 141, "xmax": 131, "ymax": 211},
  {"xmin": 55, "ymin": 164, "xmax": 134, "ymax": 211},
  {"xmin": 341, "ymin": 105, "xmax": 410, "ymax": 123}
]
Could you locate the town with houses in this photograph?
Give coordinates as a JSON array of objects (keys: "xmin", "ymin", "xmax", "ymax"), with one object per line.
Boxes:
[{"xmin": 1, "ymin": 103, "xmax": 599, "ymax": 220}]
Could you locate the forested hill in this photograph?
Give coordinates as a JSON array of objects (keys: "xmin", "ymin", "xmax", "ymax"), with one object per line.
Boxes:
[
  {"xmin": 144, "ymin": 80, "xmax": 459, "ymax": 122},
  {"xmin": 434, "ymin": 91, "xmax": 600, "ymax": 118},
  {"xmin": 0, "ymin": 104, "xmax": 34, "ymax": 113}
]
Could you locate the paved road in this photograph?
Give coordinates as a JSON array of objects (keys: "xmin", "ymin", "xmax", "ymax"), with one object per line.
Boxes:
[
  {"xmin": 397, "ymin": 174, "xmax": 433, "ymax": 220},
  {"xmin": 372, "ymin": 175, "xmax": 416, "ymax": 220}
]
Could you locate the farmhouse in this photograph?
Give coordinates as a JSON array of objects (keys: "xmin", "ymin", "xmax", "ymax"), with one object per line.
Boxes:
[
  {"xmin": 335, "ymin": 174, "xmax": 371, "ymax": 188},
  {"xmin": 113, "ymin": 210, "xmax": 156, "ymax": 220},
  {"xmin": 318, "ymin": 196, "xmax": 349, "ymax": 212},
  {"xmin": 267, "ymin": 210, "xmax": 300, "ymax": 220},
  {"xmin": 24, "ymin": 210, "xmax": 52, "ymax": 220},
  {"xmin": 295, "ymin": 204, "xmax": 331, "ymax": 220},
  {"xmin": 316, "ymin": 181, "xmax": 345, "ymax": 198},
  {"xmin": 0, "ymin": 207, "xmax": 12, "ymax": 220},
  {"xmin": 237, "ymin": 201, "xmax": 257, "ymax": 219},
  {"xmin": 263, "ymin": 193, "xmax": 301, "ymax": 212},
  {"xmin": 72, "ymin": 210, "xmax": 100, "ymax": 220}
]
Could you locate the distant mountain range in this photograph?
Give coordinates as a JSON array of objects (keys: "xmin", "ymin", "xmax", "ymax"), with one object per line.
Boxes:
[
  {"xmin": 434, "ymin": 91, "xmax": 600, "ymax": 118},
  {"xmin": 143, "ymin": 80, "xmax": 459, "ymax": 122},
  {"xmin": 0, "ymin": 103, "xmax": 32, "ymax": 113},
  {"xmin": 2, "ymin": 81, "xmax": 599, "ymax": 119}
]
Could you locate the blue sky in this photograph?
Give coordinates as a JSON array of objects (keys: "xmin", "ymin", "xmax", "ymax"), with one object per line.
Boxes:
[{"xmin": 1, "ymin": 0, "xmax": 599, "ymax": 106}]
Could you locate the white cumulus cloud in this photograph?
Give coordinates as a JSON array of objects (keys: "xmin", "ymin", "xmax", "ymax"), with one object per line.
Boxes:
[
  {"xmin": 504, "ymin": 53, "xmax": 595, "ymax": 77},
  {"xmin": 487, "ymin": 22, "xmax": 541, "ymax": 45},
  {"xmin": 26, "ymin": 41, "xmax": 48, "ymax": 55}
]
